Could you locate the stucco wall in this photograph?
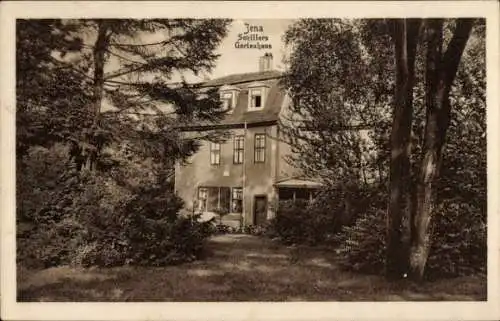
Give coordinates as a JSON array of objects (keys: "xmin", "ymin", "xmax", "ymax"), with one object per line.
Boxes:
[{"xmin": 175, "ymin": 124, "xmax": 282, "ymax": 225}]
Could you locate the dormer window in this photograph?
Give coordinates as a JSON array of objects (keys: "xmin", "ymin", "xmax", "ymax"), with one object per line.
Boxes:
[
  {"xmin": 250, "ymin": 89, "xmax": 262, "ymax": 108},
  {"xmin": 219, "ymin": 85, "xmax": 240, "ymax": 114},
  {"xmin": 221, "ymin": 92, "xmax": 233, "ymax": 111},
  {"xmin": 247, "ymin": 81, "xmax": 269, "ymax": 111}
]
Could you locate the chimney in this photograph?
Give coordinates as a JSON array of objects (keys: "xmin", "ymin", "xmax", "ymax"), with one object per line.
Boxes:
[{"xmin": 258, "ymin": 52, "xmax": 273, "ymax": 72}]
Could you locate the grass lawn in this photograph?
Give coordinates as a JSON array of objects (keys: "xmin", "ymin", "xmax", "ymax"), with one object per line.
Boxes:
[{"xmin": 17, "ymin": 234, "xmax": 486, "ymax": 301}]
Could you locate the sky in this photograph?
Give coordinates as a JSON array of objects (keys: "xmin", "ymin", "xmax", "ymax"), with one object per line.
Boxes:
[
  {"xmin": 66, "ymin": 19, "xmax": 295, "ymax": 111},
  {"xmin": 207, "ymin": 19, "xmax": 295, "ymax": 80},
  {"xmin": 72, "ymin": 19, "xmax": 295, "ymax": 82}
]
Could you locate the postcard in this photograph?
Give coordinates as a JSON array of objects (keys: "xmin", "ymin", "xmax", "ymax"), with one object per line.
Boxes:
[{"xmin": 1, "ymin": 1, "xmax": 499, "ymax": 320}]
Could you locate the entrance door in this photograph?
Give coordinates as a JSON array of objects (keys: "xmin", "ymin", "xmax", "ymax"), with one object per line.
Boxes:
[{"xmin": 253, "ymin": 195, "xmax": 268, "ymax": 226}]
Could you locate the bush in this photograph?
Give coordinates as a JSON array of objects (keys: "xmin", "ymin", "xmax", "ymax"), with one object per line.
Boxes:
[
  {"xmin": 270, "ymin": 183, "xmax": 486, "ymax": 279},
  {"xmin": 270, "ymin": 199, "xmax": 336, "ymax": 245},
  {"xmin": 243, "ymin": 224, "xmax": 271, "ymax": 236},
  {"xmin": 269, "ymin": 186, "xmax": 382, "ymax": 246},
  {"xmin": 17, "ymin": 145, "xmax": 215, "ymax": 269},
  {"xmin": 122, "ymin": 189, "xmax": 215, "ymax": 266},
  {"xmin": 214, "ymin": 223, "xmax": 233, "ymax": 234},
  {"xmin": 333, "ymin": 195, "xmax": 486, "ymax": 279},
  {"xmin": 334, "ymin": 208, "xmax": 386, "ymax": 274},
  {"xmin": 17, "ymin": 167, "xmax": 126, "ymax": 268},
  {"xmin": 426, "ymin": 199, "xmax": 486, "ymax": 279}
]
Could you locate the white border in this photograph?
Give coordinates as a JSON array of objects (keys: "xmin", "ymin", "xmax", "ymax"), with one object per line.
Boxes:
[{"xmin": 1, "ymin": 1, "xmax": 499, "ymax": 321}]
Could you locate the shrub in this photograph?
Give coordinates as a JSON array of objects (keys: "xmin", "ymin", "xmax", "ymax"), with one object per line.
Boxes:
[
  {"xmin": 75, "ymin": 186, "xmax": 215, "ymax": 267},
  {"xmin": 333, "ymin": 195, "xmax": 486, "ymax": 279},
  {"xmin": 425, "ymin": 199, "xmax": 486, "ymax": 279},
  {"xmin": 17, "ymin": 145, "xmax": 215, "ymax": 269},
  {"xmin": 269, "ymin": 186, "xmax": 379, "ymax": 246},
  {"xmin": 243, "ymin": 224, "xmax": 272, "ymax": 236},
  {"xmin": 334, "ymin": 208, "xmax": 386, "ymax": 274},
  {"xmin": 214, "ymin": 223, "xmax": 232, "ymax": 234},
  {"xmin": 17, "ymin": 167, "xmax": 123, "ymax": 268},
  {"xmin": 270, "ymin": 199, "xmax": 337, "ymax": 245}
]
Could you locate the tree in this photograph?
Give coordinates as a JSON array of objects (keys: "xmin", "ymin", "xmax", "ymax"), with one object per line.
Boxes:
[
  {"xmin": 17, "ymin": 19, "xmax": 231, "ymax": 172},
  {"xmin": 281, "ymin": 18, "xmax": 484, "ymax": 281},
  {"xmin": 408, "ymin": 18, "xmax": 475, "ymax": 280},
  {"xmin": 16, "ymin": 19, "xmax": 92, "ymax": 159},
  {"xmin": 16, "ymin": 19, "xmax": 233, "ymax": 269},
  {"xmin": 385, "ymin": 19, "xmax": 422, "ymax": 279},
  {"xmin": 281, "ymin": 19, "xmax": 392, "ymax": 190}
]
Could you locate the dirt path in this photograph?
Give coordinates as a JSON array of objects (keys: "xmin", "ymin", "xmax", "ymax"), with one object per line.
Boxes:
[{"xmin": 18, "ymin": 234, "xmax": 486, "ymax": 301}]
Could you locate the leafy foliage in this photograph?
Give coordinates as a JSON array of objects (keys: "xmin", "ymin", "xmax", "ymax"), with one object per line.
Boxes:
[
  {"xmin": 16, "ymin": 20, "xmax": 93, "ymax": 157},
  {"xmin": 281, "ymin": 19, "xmax": 392, "ymax": 188},
  {"xmin": 334, "ymin": 209, "xmax": 386, "ymax": 274},
  {"xmin": 16, "ymin": 19, "xmax": 231, "ymax": 171},
  {"xmin": 270, "ymin": 186, "xmax": 385, "ymax": 246},
  {"xmin": 281, "ymin": 19, "xmax": 486, "ymax": 279},
  {"xmin": 16, "ymin": 19, "xmax": 232, "ymax": 269},
  {"xmin": 17, "ymin": 148, "xmax": 215, "ymax": 268}
]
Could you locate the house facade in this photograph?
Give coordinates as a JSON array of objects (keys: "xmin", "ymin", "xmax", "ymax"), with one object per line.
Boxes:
[{"xmin": 174, "ymin": 53, "xmax": 321, "ymax": 228}]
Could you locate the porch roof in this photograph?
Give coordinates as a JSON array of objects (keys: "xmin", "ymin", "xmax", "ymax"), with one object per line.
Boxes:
[{"xmin": 274, "ymin": 178, "xmax": 323, "ymax": 189}]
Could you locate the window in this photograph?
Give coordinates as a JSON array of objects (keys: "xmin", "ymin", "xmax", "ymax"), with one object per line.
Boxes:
[
  {"xmin": 231, "ymin": 187, "xmax": 243, "ymax": 213},
  {"xmin": 198, "ymin": 187, "xmax": 208, "ymax": 211},
  {"xmin": 221, "ymin": 92, "xmax": 233, "ymax": 112},
  {"xmin": 217, "ymin": 187, "xmax": 231, "ymax": 213},
  {"xmin": 219, "ymin": 86, "xmax": 240, "ymax": 113},
  {"xmin": 210, "ymin": 142, "xmax": 221, "ymax": 165},
  {"xmin": 233, "ymin": 135, "xmax": 244, "ymax": 164},
  {"xmin": 249, "ymin": 89, "xmax": 263, "ymax": 109},
  {"xmin": 254, "ymin": 134, "xmax": 266, "ymax": 163},
  {"xmin": 278, "ymin": 187, "xmax": 319, "ymax": 203},
  {"xmin": 247, "ymin": 82, "xmax": 269, "ymax": 111},
  {"xmin": 198, "ymin": 186, "xmax": 230, "ymax": 213}
]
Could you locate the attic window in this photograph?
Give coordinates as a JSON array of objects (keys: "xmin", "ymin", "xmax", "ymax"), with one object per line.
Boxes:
[
  {"xmin": 249, "ymin": 88, "xmax": 264, "ymax": 110},
  {"xmin": 221, "ymin": 92, "xmax": 233, "ymax": 111},
  {"xmin": 247, "ymin": 82, "xmax": 269, "ymax": 111},
  {"xmin": 219, "ymin": 85, "xmax": 240, "ymax": 114}
]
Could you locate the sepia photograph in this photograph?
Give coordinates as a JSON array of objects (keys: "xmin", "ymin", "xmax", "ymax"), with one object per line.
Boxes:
[{"xmin": 1, "ymin": 1, "xmax": 499, "ymax": 320}]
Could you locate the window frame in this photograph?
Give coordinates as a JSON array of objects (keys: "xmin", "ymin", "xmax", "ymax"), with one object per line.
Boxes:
[
  {"xmin": 198, "ymin": 186, "xmax": 231, "ymax": 213},
  {"xmin": 233, "ymin": 135, "xmax": 245, "ymax": 164},
  {"xmin": 248, "ymin": 88, "xmax": 264, "ymax": 110},
  {"xmin": 210, "ymin": 142, "xmax": 221, "ymax": 166},
  {"xmin": 198, "ymin": 187, "xmax": 208, "ymax": 212},
  {"xmin": 221, "ymin": 92, "xmax": 233, "ymax": 113},
  {"xmin": 231, "ymin": 187, "xmax": 243, "ymax": 213},
  {"xmin": 254, "ymin": 133, "xmax": 266, "ymax": 163}
]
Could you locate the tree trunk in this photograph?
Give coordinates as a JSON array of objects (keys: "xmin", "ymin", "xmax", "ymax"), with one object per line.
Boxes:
[
  {"xmin": 84, "ymin": 21, "xmax": 110, "ymax": 171},
  {"xmin": 409, "ymin": 18, "xmax": 474, "ymax": 281},
  {"xmin": 386, "ymin": 18, "xmax": 421, "ymax": 279},
  {"xmin": 93, "ymin": 21, "xmax": 108, "ymax": 125}
]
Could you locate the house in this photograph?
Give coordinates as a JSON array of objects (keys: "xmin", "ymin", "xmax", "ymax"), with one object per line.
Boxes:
[{"xmin": 174, "ymin": 53, "xmax": 322, "ymax": 228}]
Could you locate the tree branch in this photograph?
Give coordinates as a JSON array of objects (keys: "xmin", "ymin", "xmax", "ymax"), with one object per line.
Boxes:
[
  {"xmin": 50, "ymin": 56, "xmax": 94, "ymax": 82},
  {"xmin": 104, "ymin": 64, "xmax": 149, "ymax": 80},
  {"xmin": 110, "ymin": 39, "xmax": 174, "ymax": 47},
  {"xmin": 106, "ymin": 48, "xmax": 147, "ymax": 65},
  {"xmin": 441, "ymin": 18, "xmax": 475, "ymax": 87}
]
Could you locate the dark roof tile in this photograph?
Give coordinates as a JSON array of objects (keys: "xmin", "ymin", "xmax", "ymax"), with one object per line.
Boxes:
[
  {"xmin": 202, "ymin": 70, "xmax": 282, "ymax": 87},
  {"xmin": 181, "ymin": 70, "xmax": 285, "ymax": 130}
]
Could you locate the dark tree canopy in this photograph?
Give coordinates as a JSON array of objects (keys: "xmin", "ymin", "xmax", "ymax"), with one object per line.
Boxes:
[
  {"xmin": 281, "ymin": 18, "xmax": 485, "ymax": 281},
  {"xmin": 16, "ymin": 19, "xmax": 232, "ymax": 174}
]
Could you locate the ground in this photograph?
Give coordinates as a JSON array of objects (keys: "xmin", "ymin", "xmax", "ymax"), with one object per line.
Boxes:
[{"xmin": 18, "ymin": 234, "xmax": 486, "ymax": 301}]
